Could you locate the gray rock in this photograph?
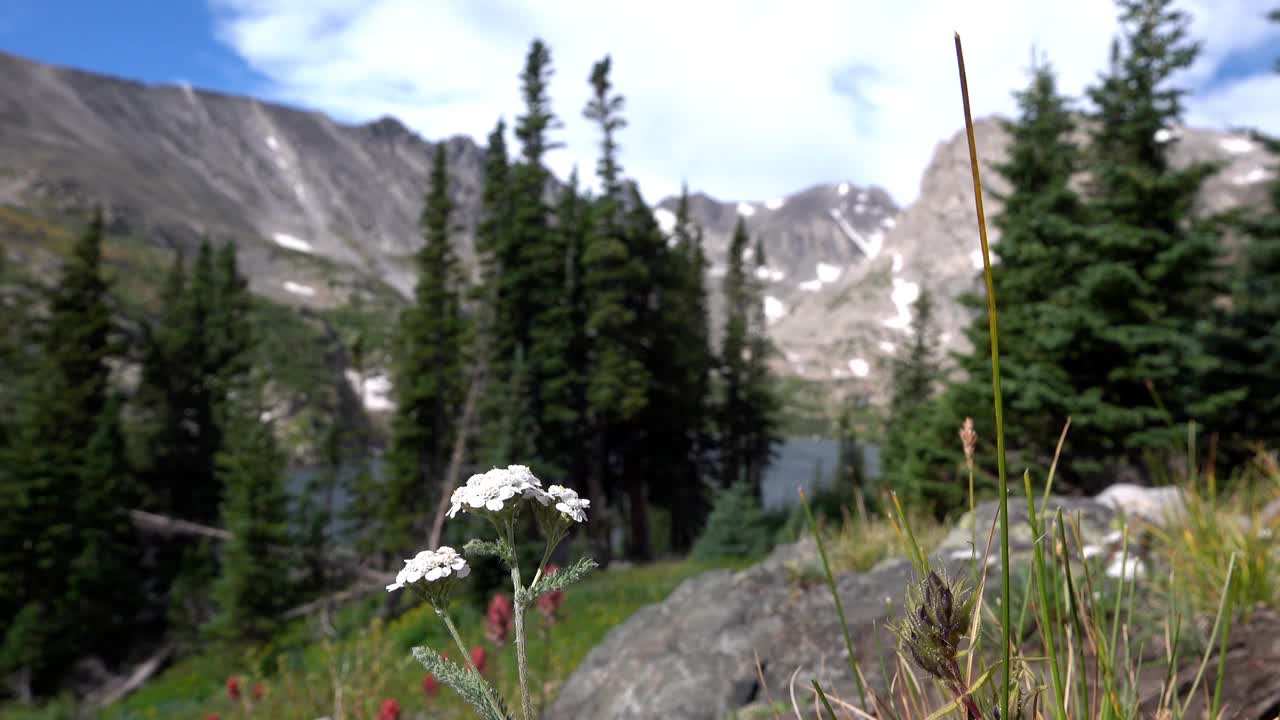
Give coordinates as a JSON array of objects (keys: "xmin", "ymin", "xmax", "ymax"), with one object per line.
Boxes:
[
  {"xmin": 546, "ymin": 497, "xmax": 1118, "ymax": 720},
  {"xmin": 1094, "ymin": 483, "xmax": 1186, "ymax": 524}
]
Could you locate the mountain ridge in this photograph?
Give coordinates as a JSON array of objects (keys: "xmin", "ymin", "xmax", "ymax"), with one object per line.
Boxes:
[{"xmin": 2, "ymin": 49, "xmax": 1276, "ymax": 414}]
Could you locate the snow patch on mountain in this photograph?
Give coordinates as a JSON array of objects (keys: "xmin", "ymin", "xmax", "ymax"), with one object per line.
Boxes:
[
  {"xmin": 765, "ymin": 197, "xmax": 785, "ymax": 210},
  {"xmin": 756, "ymin": 266, "xmax": 785, "ymax": 282},
  {"xmin": 879, "ymin": 341, "xmax": 896, "ymax": 353},
  {"xmin": 653, "ymin": 207, "xmax": 677, "ymax": 235},
  {"xmin": 1232, "ymin": 166, "xmax": 1273, "ymax": 186},
  {"xmin": 736, "ymin": 202, "xmax": 756, "ymax": 217},
  {"xmin": 283, "ymin": 280, "xmax": 316, "ymax": 297},
  {"xmin": 764, "ymin": 296, "xmax": 787, "ymax": 323},
  {"xmin": 838, "ymin": 182, "xmax": 850, "ymax": 196},
  {"xmin": 816, "ymin": 262, "xmax": 842, "ymax": 283},
  {"xmin": 273, "ymin": 232, "xmax": 313, "ymax": 253},
  {"xmin": 892, "ymin": 252, "xmax": 904, "ymax": 273},
  {"xmin": 882, "ymin": 278, "xmax": 920, "ymax": 332},
  {"xmin": 799, "ymin": 278, "xmax": 823, "ymax": 291},
  {"xmin": 849, "ymin": 358, "xmax": 870, "ymax": 377},
  {"xmin": 266, "ymin": 135, "xmax": 280, "ymax": 151},
  {"xmin": 345, "ymin": 369, "xmax": 394, "ymax": 412},
  {"xmin": 1219, "ymin": 136, "xmax": 1256, "ymax": 154}
]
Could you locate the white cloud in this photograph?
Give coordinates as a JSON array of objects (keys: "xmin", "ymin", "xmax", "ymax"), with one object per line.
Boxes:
[{"xmin": 210, "ymin": 0, "xmax": 1280, "ymax": 206}]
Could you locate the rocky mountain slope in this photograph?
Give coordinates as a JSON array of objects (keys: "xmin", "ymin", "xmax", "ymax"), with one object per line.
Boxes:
[
  {"xmin": 1, "ymin": 50, "xmax": 1275, "ymax": 412},
  {"xmin": 766, "ymin": 117, "xmax": 1277, "ymax": 399}
]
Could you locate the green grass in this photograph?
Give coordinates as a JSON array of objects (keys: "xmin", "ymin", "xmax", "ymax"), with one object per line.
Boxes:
[{"xmin": 8, "ymin": 557, "xmax": 743, "ymax": 720}]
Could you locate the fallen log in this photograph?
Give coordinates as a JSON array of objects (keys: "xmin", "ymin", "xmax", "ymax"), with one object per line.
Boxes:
[
  {"xmin": 127, "ymin": 509, "xmax": 390, "ymax": 584},
  {"xmin": 85, "ymin": 641, "xmax": 175, "ymax": 708}
]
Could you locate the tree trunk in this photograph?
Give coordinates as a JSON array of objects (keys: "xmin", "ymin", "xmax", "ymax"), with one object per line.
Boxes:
[
  {"xmin": 428, "ymin": 370, "xmax": 483, "ymax": 551},
  {"xmin": 624, "ymin": 470, "xmax": 651, "ymax": 563},
  {"xmin": 586, "ymin": 424, "xmax": 613, "ymax": 567}
]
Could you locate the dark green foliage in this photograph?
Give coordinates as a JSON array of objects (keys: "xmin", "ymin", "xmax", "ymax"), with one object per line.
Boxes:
[
  {"xmin": 133, "ymin": 240, "xmax": 251, "ymax": 526},
  {"xmin": 208, "ymin": 390, "xmax": 293, "ymax": 643},
  {"xmin": 383, "ymin": 144, "xmax": 468, "ymax": 557},
  {"xmin": 580, "ymin": 56, "xmax": 653, "ymax": 561},
  {"xmin": 882, "ymin": 288, "xmax": 961, "ymax": 516},
  {"xmin": 1067, "ymin": 0, "xmax": 1229, "ymax": 477},
  {"xmin": 690, "ymin": 480, "xmax": 773, "ymax": 562},
  {"xmin": 717, "ymin": 218, "xmax": 780, "ymax": 491},
  {"xmin": 941, "ymin": 59, "xmax": 1091, "ymax": 486},
  {"xmin": 1206, "ymin": 28, "xmax": 1280, "ymax": 458},
  {"xmin": 473, "ymin": 119, "xmax": 516, "ymax": 468},
  {"xmin": 0, "ymin": 209, "xmax": 142, "ymax": 692},
  {"xmin": 644, "ymin": 188, "xmax": 716, "ymax": 552}
]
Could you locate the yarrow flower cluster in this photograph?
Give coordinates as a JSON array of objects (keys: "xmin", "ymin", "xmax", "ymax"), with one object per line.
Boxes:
[
  {"xmin": 392, "ymin": 463, "xmax": 596, "ymax": 720},
  {"xmin": 546, "ymin": 486, "xmax": 589, "ymax": 523},
  {"xmin": 448, "ymin": 465, "xmax": 548, "ymax": 518},
  {"xmin": 386, "ymin": 546, "xmax": 470, "ymax": 592}
]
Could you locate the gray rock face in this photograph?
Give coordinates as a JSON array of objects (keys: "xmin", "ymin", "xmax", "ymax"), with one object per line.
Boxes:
[
  {"xmin": 1, "ymin": 51, "xmax": 1273, "ymax": 405},
  {"xmin": 0, "ymin": 50, "xmax": 487, "ymax": 307},
  {"xmin": 546, "ymin": 497, "xmax": 1118, "ymax": 720},
  {"xmin": 767, "ymin": 117, "xmax": 1277, "ymax": 401}
]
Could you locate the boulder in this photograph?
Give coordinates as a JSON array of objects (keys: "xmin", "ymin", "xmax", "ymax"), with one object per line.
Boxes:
[{"xmin": 545, "ymin": 497, "xmax": 1117, "ymax": 720}]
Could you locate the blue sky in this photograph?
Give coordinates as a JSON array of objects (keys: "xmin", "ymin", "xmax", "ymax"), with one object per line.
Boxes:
[
  {"xmin": 0, "ymin": 0, "xmax": 1276, "ymax": 204},
  {"xmin": 0, "ymin": 1, "xmax": 267, "ymax": 96}
]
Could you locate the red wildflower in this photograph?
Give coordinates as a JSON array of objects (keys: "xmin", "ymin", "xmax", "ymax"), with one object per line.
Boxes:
[
  {"xmin": 423, "ymin": 673, "xmax": 439, "ymax": 697},
  {"xmin": 252, "ymin": 682, "xmax": 265, "ymax": 701},
  {"xmin": 225, "ymin": 676, "xmax": 240, "ymax": 701},
  {"xmin": 379, "ymin": 698, "xmax": 401, "ymax": 720},
  {"xmin": 485, "ymin": 593, "xmax": 512, "ymax": 646},
  {"xmin": 206, "ymin": 715, "xmax": 220, "ymax": 720},
  {"xmin": 470, "ymin": 645, "xmax": 488, "ymax": 674},
  {"xmin": 537, "ymin": 564, "xmax": 564, "ymax": 625}
]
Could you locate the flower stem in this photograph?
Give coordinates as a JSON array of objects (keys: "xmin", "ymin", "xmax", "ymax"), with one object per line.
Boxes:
[
  {"xmin": 436, "ymin": 605, "xmax": 506, "ymax": 720},
  {"xmin": 510, "ymin": 560, "xmax": 533, "ymax": 720}
]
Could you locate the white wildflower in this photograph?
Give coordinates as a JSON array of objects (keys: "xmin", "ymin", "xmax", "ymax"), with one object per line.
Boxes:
[
  {"xmin": 546, "ymin": 485, "xmax": 590, "ymax": 523},
  {"xmin": 386, "ymin": 546, "xmax": 470, "ymax": 592},
  {"xmin": 448, "ymin": 464, "xmax": 550, "ymax": 518}
]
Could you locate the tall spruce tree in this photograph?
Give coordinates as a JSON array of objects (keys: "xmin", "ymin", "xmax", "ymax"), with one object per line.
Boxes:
[
  {"xmin": 1212, "ymin": 22, "xmax": 1280, "ymax": 455},
  {"xmin": 474, "ymin": 119, "xmax": 517, "ymax": 468},
  {"xmin": 1071, "ymin": 0, "xmax": 1227, "ymax": 479},
  {"xmin": 645, "ymin": 187, "xmax": 715, "ymax": 551},
  {"xmin": 742, "ymin": 237, "xmax": 781, "ymax": 490},
  {"xmin": 718, "ymin": 218, "xmax": 753, "ymax": 489},
  {"xmin": 882, "ymin": 288, "xmax": 959, "ymax": 514},
  {"xmin": 507, "ymin": 39, "xmax": 567, "ymax": 476},
  {"xmin": 581, "ymin": 55, "xmax": 650, "ymax": 561},
  {"xmin": 941, "ymin": 59, "xmax": 1092, "ymax": 486},
  {"xmin": 716, "ymin": 222, "xmax": 779, "ymax": 495},
  {"xmin": 209, "ymin": 387, "xmax": 292, "ymax": 643},
  {"xmin": 0, "ymin": 209, "xmax": 140, "ymax": 691},
  {"xmin": 383, "ymin": 143, "xmax": 467, "ymax": 557}
]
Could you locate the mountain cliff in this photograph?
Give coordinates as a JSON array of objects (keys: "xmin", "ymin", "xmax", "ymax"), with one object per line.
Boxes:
[{"xmin": 1, "ymin": 50, "xmax": 1275, "ymax": 416}]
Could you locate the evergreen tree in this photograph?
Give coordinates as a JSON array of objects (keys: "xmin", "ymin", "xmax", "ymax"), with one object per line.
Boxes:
[
  {"xmin": 742, "ymin": 237, "xmax": 781, "ymax": 490},
  {"xmin": 474, "ymin": 118, "xmax": 518, "ymax": 468},
  {"xmin": 941, "ymin": 59, "xmax": 1092, "ymax": 485},
  {"xmin": 581, "ymin": 55, "xmax": 650, "ymax": 561},
  {"xmin": 66, "ymin": 395, "xmax": 141, "ymax": 649},
  {"xmin": 718, "ymin": 218, "xmax": 753, "ymax": 489},
  {"xmin": 1211, "ymin": 28, "xmax": 1280, "ymax": 455},
  {"xmin": 645, "ymin": 187, "xmax": 715, "ymax": 552},
  {"xmin": 0, "ymin": 209, "xmax": 140, "ymax": 691},
  {"xmin": 209, "ymin": 389, "xmax": 292, "ymax": 643},
  {"xmin": 883, "ymin": 288, "xmax": 959, "ymax": 514},
  {"xmin": 383, "ymin": 143, "xmax": 467, "ymax": 557},
  {"xmin": 1071, "ymin": 0, "xmax": 1227, "ymax": 478}
]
